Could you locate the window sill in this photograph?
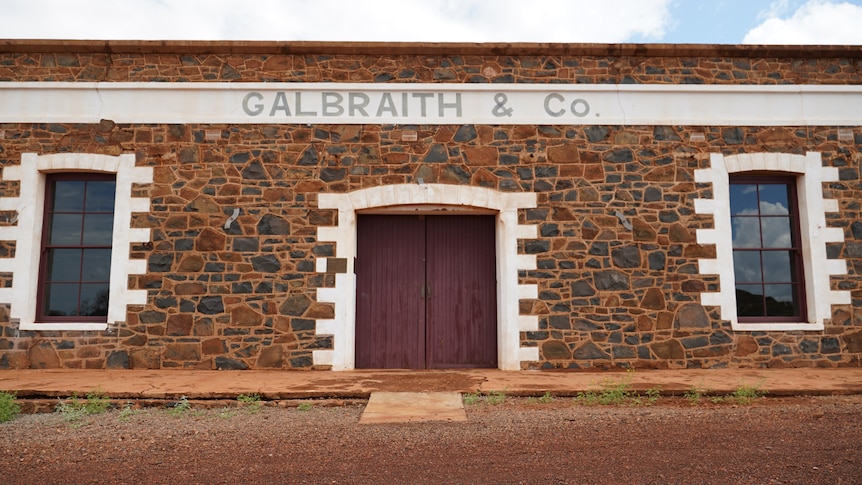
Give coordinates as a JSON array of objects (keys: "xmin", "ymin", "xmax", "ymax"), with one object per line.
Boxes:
[
  {"xmin": 731, "ymin": 322, "xmax": 823, "ymax": 332},
  {"xmin": 19, "ymin": 322, "xmax": 109, "ymax": 332}
]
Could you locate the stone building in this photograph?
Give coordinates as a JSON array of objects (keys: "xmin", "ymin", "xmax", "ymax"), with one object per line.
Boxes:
[{"xmin": 0, "ymin": 40, "xmax": 860, "ymax": 371}]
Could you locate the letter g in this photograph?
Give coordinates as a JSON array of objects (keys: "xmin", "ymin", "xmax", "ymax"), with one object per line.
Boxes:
[{"xmin": 242, "ymin": 92, "xmax": 264, "ymax": 116}]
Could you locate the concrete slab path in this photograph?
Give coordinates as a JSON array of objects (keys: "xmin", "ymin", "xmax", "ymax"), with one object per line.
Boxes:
[
  {"xmin": 1, "ymin": 368, "xmax": 861, "ymax": 400},
  {"xmin": 359, "ymin": 392, "xmax": 466, "ymax": 424}
]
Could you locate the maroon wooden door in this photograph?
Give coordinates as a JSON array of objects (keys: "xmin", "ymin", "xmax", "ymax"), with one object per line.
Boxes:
[{"xmin": 355, "ymin": 214, "xmax": 497, "ymax": 369}]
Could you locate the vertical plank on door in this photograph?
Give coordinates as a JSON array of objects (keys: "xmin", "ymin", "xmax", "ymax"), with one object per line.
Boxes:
[
  {"xmin": 355, "ymin": 215, "xmax": 426, "ymax": 369},
  {"xmin": 425, "ymin": 215, "xmax": 497, "ymax": 368}
]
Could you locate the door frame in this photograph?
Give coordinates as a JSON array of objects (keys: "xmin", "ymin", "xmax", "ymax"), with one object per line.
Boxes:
[{"xmin": 314, "ymin": 184, "xmax": 538, "ymax": 370}]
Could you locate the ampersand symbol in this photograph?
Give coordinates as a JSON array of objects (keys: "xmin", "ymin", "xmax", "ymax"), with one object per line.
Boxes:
[{"xmin": 492, "ymin": 93, "xmax": 514, "ymax": 117}]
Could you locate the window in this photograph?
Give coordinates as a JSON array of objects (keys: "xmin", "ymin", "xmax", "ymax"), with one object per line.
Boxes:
[
  {"xmin": 0, "ymin": 152, "xmax": 152, "ymax": 331},
  {"xmin": 729, "ymin": 176, "xmax": 805, "ymax": 322},
  {"xmin": 37, "ymin": 174, "xmax": 116, "ymax": 322},
  {"xmin": 694, "ymin": 152, "xmax": 850, "ymax": 331}
]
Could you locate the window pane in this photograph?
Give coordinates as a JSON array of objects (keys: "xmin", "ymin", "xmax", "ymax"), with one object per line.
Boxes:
[
  {"xmin": 44, "ymin": 283, "xmax": 79, "ymax": 316},
  {"xmin": 765, "ymin": 284, "xmax": 799, "ymax": 317},
  {"xmin": 760, "ymin": 217, "xmax": 791, "ymax": 248},
  {"xmin": 82, "ymin": 214, "xmax": 114, "ymax": 245},
  {"xmin": 730, "ymin": 184, "xmax": 759, "ymax": 215},
  {"xmin": 736, "ymin": 284, "xmax": 765, "ymax": 317},
  {"xmin": 85, "ymin": 181, "xmax": 116, "ymax": 212},
  {"xmin": 81, "ymin": 249, "xmax": 111, "ymax": 281},
  {"xmin": 762, "ymin": 251, "xmax": 793, "ymax": 283},
  {"xmin": 49, "ymin": 214, "xmax": 83, "ymax": 245},
  {"xmin": 52, "ymin": 181, "xmax": 85, "ymax": 212},
  {"xmin": 732, "ymin": 250, "xmax": 762, "ymax": 283},
  {"xmin": 79, "ymin": 284, "xmax": 110, "ymax": 316},
  {"xmin": 758, "ymin": 184, "xmax": 790, "ymax": 215},
  {"xmin": 731, "ymin": 216, "xmax": 761, "ymax": 248},
  {"xmin": 45, "ymin": 249, "xmax": 81, "ymax": 282}
]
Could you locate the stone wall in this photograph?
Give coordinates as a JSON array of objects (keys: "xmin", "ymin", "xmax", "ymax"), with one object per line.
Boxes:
[{"xmin": 0, "ymin": 43, "xmax": 860, "ymax": 370}]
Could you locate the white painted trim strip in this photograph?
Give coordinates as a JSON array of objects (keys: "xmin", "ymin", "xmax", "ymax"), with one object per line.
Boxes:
[{"xmin": 1, "ymin": 82, "xmax": 861, "ymax": 126}]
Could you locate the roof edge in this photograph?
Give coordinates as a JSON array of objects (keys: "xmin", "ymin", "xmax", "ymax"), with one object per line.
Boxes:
[{"xmin": 2, "ymin": 40, "xmax": 862, "ymax": 58}]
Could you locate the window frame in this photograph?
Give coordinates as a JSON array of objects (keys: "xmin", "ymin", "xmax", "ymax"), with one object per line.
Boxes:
[
  {"xmin": 36, "ymin": 173, "xmax": 117, "ymax": 323},
  {"xmin": 728, "ymin": 174, "xmax": 807, "ymax": 323}
]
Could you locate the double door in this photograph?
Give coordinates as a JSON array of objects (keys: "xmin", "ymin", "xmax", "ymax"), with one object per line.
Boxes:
[{"xmin": 355, "ymin": 214, "xmax": 497, "ymax": 369}]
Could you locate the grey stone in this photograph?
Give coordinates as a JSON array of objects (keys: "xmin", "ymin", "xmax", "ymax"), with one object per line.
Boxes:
[
  {"xmin": 139, "ymin": 310, "xmax": 166, "ymax": 323},
  {"xmin": 585, "ymin": 126, "xmax": 609, "ymax": 142},
  {"xmin": 852, "ymin": 221, "xmax": 862, "ymax": 240},
  {"xmin": 106, "ymin": 351, "xmax": 130, "ymax": 369},
  {"xmin": 525, "ymin": 240, "xmax": 550, "ymax": 254},
  {"xmin": 281, "ymin": 295, "xmax": 312, "ymax": 316},
  {"xmin": 612, "ymin": 246, "xmax": 641, "ymax": 268},
  {"xmin": 573, "ymin": 341, "xmax": 610, "ymax": 360},
  {"xmin": 298, "ymin": 147, "xmax": 319, "ymax": 166},
  {"xmin": 644, "ymin": 186, "xmax": 662, "ymax": 202},
  {"xmin": 541, "ymin": 223, "xmax": 560, "ymax": 237},
  {"xmin": 423, "ymin": 144, "xmax": 449, "ymax": 163},
  {"xmin": 571, "ymin": 280, "xmax": 596, "ymax": 297},
  {"xmin": 612, "ymin": 346, "xmax": 637, "ymax": 359},
  {"xmin": 241, "ymin": 160, "xmax": 268, "ymax": 180},
  {"xmin": 197, "ymin": 296, "xmax": 224, "ymax": 315},
  {"xmin": 845, "ymin": 242, "xmax": 862, "ymax": 258},
  {"xmin": 681, "ymin": 336, "xmax": 709, "ymax": 349},
  {"xmin": 542, "ymin": 340, "xmax": 571, "ymax": 359},
  {"xmin": 233, "ymin": 237, "xmax": 259, "ymax": 252},
  {"xmin": 722, "ymin": 127, "xmax": 744, "ymax": 145},
  {"xmin": 772, "ymin": 344, "xmax": 792, "ymax": 356},
  {"xmin": 589, "ymin": 242, "xmax": 608, "ymax": 256},
  {"xmin": 799, "ymin": 339, "xmax": 819, "ymax": 353},
  {"xmin": 454, "ymin": 125, "xmax": 477, "ymax": 142},
  {"xmin": 674, "ymin": 303, "xmax": 710, "ymax": 328},
  {"xmin": 321, "ymin": 168, "xmax": 346, "ymax": 182},
  {"xmin": 653, "ymin": 126, "xmax": 681, "ymax": 141},
  {"xmin": 821, "ymin": 337, "xmax": 841, "ymax": 354},
  {"xmin": 548, "ymin": 315, "xmax": 571, "ymax": 329},
  {"xmin": 257, "ymin": 214, "xmax": 291, "ymax": 235},
  {"xmin": 215, "ymin": 356, "xmax": 249, "ymax": 370},
  {"xmin": 251, "ymin": 254, "xmax": 281, "ymax": 272},
  {"xmin": 148, "ymin": 253, "xmax": 173, "ymax": 272},
  {"xmin": 603, "ymin": 148, "xmax": 634, "ymax": 163},
  {"xmin": 594, "ymin": 270, "xmax": 630, "ymax": 291}
]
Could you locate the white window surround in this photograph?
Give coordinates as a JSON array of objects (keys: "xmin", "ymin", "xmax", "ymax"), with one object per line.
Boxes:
[
  {"xmin": 694, "ymin": 152, "xmax": 851, "ymax": 331},
  {"xmin": 0, "ymin": 153, "xmax": 153, "ymax": 331},
  {"xmin": 314, "ymin": 184, "xmax": 539, "ymax": 370}
]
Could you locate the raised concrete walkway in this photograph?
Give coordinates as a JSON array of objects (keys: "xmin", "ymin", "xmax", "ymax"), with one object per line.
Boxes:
[{"xmin": 1, "ymin": 368, "xmax": 861, "ymax": 400}]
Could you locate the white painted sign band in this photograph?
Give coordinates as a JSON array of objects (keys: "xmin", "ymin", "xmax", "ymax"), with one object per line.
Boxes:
[{"xmin": 1, "ymin": 82, "xmax": 860, "ymax": 126}]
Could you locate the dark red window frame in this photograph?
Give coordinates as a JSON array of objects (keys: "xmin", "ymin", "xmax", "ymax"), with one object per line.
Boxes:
[
  {"xmin": 36, "ymin": 173, "xmax": 116, "ymax": 322},
  {"xmin": 729, "ymin": 174, "xmax": 807, "ymax": 323}
]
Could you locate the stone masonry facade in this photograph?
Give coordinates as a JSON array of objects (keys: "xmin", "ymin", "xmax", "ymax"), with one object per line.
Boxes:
[{"xmin": 0, "ymin": 42, "xmax": 860, "ymax": 370}]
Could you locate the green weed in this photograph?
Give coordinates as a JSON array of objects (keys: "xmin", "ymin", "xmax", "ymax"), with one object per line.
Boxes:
[
  {"xmin": 486, "ymin": 390, "xmax": 506, "ymax": 405},
  {"xmin": 462, "ymin": 392, "xmax": 481, "ymax": 406},
  {"xmin": 166, "ymin": 395, "xmax": 192, "ymax": 416},
  {"xmin": 237, "ymin": 393, "xmax": 263, "ymax": 414},
  {"xmin": 56, "ymin": 389, "xmax": 112, "ymax": 424},
  {"xmin": 0, "ymin": 391, "xmax": 21, "ymax": 423},
  {"xmin": 632, "ymin": 387, "xmax": 662, "ymax": 406},
  {"xmin": 297, "ymin": 402, "xmax": 313, "ymax": 411},
  {"xmin": 684, "ymin": 384, "xmax": 708, "ymax": 405},
  {"xmin": 709, "ymin": 381, "xmax": 767, "ymax": 405},
  {"xmin": 117, "ymin": 401, "xmax": 139, "ymax": 422},
  {"xmin": 527, "ymin": 391, "xmax": 555, "ymax": 405}
]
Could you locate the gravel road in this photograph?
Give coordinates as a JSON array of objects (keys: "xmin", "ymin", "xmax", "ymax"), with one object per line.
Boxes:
[{"xmin": 2, "ymin": 395, "xmax": 860, "ymax": 484}]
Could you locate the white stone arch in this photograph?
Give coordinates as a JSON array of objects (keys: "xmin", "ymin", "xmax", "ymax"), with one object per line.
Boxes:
[
  {"xmin": 0, "ymin": 153, "xmax": 153, "ymax": 331},
  {"xmin": 313, "ymin": 184, "xmax": 539, "ymax": 370},
  {"xmin": 694, "ymin": 152, "xmax": 850, "ymax": 331}
]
